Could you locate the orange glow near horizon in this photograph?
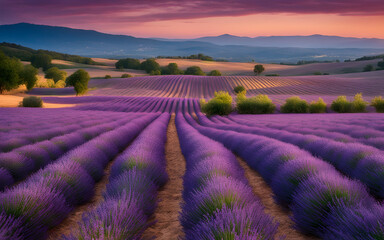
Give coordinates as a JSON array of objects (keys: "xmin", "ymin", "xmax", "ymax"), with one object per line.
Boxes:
[{"xmin": 67, "ymin": 13, "xmax": 384, "ymax": 39}]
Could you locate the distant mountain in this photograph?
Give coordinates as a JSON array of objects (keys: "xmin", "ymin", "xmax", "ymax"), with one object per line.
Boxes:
[
  {"xmin": 1, "ymin": 23, "xmax": 383, "ymax": 63},
  {"xmin": 190, "ymin": 34, "xmax": 384, "ymax": 49}
]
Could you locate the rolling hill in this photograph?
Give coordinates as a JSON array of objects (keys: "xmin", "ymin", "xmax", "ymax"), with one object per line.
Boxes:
[{"xmin": 1, "ymin": 23, "xmax": 383, "ymax": 63}]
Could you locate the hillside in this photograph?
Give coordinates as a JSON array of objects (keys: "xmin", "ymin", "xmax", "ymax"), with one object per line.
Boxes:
[{"xmin": 1, "ymin": 23, "xmax": 384, "ymax": 62}]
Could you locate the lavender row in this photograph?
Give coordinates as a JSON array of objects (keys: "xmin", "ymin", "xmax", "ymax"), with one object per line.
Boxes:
[
  {"xmin": 0, "ymin": 108, "xmax": 116, "ymax": 133},
  {"xmin": 0, "ymin": 114, "xmax": 124, "ymax": 152},
  {"xmin": 0, "ymin": 113, "xmax": 158, "ymax": 239},
  {"xmin": 73, "ymin": 97, "xmax": 201, "ymax": 114},
  {"xmin": 187, "ymin": 113, "xmax": 382, "ymax": 238},
  {"xmin": 202, "ymin": 114, "xmax": 384, "ymax": 199},
  {"xmin": 0, "ymin": 114, "xmax": 142, "ymax": 191},
  {"xmin": 63, "ymin": 113, "xmax": 169, "ymax": 239},
  {"xmin": 176, "ymin": 114, "xmax": 278, "ymax": 239}
]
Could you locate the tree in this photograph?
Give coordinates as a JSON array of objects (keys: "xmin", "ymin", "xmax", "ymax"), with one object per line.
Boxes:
[
  {"xmin": 21, "ymin": 65, "xmax": 38, "ymax": 91},
  {"xmin": 363, "ymin": 64, "xmax": 374, "ymax": 72},
  {"xmin": 121, "ymin": 73, "xmax": 132, "ymax": 78},
  {"xmin": 208, "ymin": 70, "xmax": 222, "ymax": 76},
  {"xmin": 162, "ymin": 63, "xmax": 183, "ymax": 75},
  {"xmin": 254, "ymin": 64, "xmax": 265, "ymax": 75},
  {"xmin": 31, "ymin": 53, "xmax": 51, "ymax": 71},
  {"xmin": 115, "ymin": 58, "xmax": 141, "ymax": 69},
  {"xmin": 140, "ymin": 59, "xmax": 161, "ymax": 73},
  {"xmin": 45, "ymin": 67, "xmax": 67, "ymax": 82},
  {"xmin": 0, "ymin": 51, "xmax": 23, "ymax": 94},
  {"xmin": 234, "ymin": 85, "xmax": 245, "ymax": 94},
  {"xmin": 185, "ymin": 66, "xmax": 205, "ymax": 75},
  {"xmin": 378, "ymin": 59, "xmax": 384, "ymax": 69},
  {"xmin": 66, "ymin": 69, "xmax": 90, "ymax": 96}
]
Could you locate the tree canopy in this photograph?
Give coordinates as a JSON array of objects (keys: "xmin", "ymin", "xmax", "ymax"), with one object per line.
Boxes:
[
  {"xmin": 140, "ymin": 59, "xmax": 161, "ymax": 73},
  {"xmin": 31, "ymin": 53, "xmax": 52, "ymax": 71},
  {"xmin": 21, "ymin": 65, "xmax": 38, "ymax": 91},
  {"xmin": 208, "ymin": 70, "xmax": 222, "ymax": 76},
  {"xmin": 45, "ymin": 67, "xmax": 67, "ymax": 82},
  {"xmin": 254, "ymin": 64, "xmax": 265, "ymax": 75},
  {"xmin": 66, "ymin": 69, "xmax": 90, "ymax": 96},
  {"xmin": 185, "ymin": 66, "xmax": 205, "ymax": 75},
  {"xmin": 0, "ymin": 51, "xmax": 23, "ymax": 94},
  {"xmin": 162, "ymin": 63, "xmax": 183, "ymax": 75},
  {"xmin": 115, "ymin": 58, "xmax": 141, "ymax": 70}
]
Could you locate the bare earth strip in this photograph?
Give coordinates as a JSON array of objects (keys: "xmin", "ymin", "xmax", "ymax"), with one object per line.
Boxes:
[
  {"xmin": 143, "ymin": 115, "xmax": 186, "ymax": 240},
  {"xmin": 236, "ymin": 157, "xmax": 318, "ymax": 240},
  {"xmin": 48, "ymin": 161, "xmax": 114, "ymax": 239}
]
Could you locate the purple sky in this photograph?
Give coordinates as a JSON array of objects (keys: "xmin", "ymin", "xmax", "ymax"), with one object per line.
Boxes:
[{"xmin": 1, "ymin": 0, "xmax": 383, "ymax": 38}]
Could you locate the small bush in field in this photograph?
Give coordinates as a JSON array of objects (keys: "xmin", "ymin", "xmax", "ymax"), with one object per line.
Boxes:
[
  {"xmin": 371, "ymin": 96, "xmax": 384, "ymax": 113},
  {"xmin": 234, "ymin": 85, "xmax": 245, "ymax": 94},
  {"xmin": 309, "ymin": 98, "xmax": 327, "ymax": 113},
  {"xmin": 47, "ymin": 79, "xmax": 55, "ymax": 88},
  {"xmin": 200, "ymin": 91, "xmax": 232, "ymax": 116},
  {"xmin": 281, "ymin": 96, "xmax": 309, "ymax": 113},
  {"xmin": 55, "ymin": 80, "xmax": 66, "ymax": 88},
  {"xmin": 19, "ymin": 96, "xmax": 43, "ymax": 107},
  {"xmin": 105, "ymin": 75, "xmax": 112, "ymax": 79},
  {"xmin": 331, "ymin": 96, "xmax": 352, "ymax": 113},
  {"xmin": 121, "ymin": 74, "xmax": 132, "ymax": 78},
  {"xmin": 207, "ymin": 70, "xmax": 222, "ymax": 76},
  {"xmin": 351, "ymin": 93, "xmax": 368, "ymax": 112},
  {"xmin": 237, "ymin": 94, "xmax": 275, "ymax": 114}
]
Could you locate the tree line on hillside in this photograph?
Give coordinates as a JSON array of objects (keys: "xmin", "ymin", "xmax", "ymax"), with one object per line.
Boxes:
[
  {"xmin": 115, "ymin": 58, "xmax": 222, "ymax": 76},
  {"xmin": 0, "ymin": 50, "xmax": 89, "ymax": 95},
  {"xmin": 0, "ymin": 42, "xmax": 99, "ymax": 65},
  {"xmin": 156, "ymin": 53, "xmax": 214, "ymax": 61},
  {"xmin": 115, "ymin": 57, "xmax": 266, "ymax": 76}
]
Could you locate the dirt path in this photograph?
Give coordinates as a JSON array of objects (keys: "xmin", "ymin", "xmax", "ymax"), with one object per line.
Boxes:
[
  {"xmin": 143, "ymin": 115, "xmax": 186, "ymax": 240},
  {"xmin": 236, "ymin": 157, "xmax": 318, "ymax": 240},
  {"xmin": 48, "ymin": 161, "xmax": 114, "ymax": 239}
]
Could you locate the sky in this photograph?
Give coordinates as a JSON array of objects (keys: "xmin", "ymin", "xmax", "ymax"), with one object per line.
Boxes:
[{"xmin": 1, "ymin": 0, "xmax": 384, "ymax": 38}]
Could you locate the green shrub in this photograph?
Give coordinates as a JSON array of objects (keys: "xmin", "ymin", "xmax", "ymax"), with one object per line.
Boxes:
[
  {"xmin": 121, "ymin": 74, "xmax": 132, "ymax": 78},
  {"xmin": 47, "ymin": 79, "xmax": 56, "ymax": 88},
  {"xmin": 105, "ymin": 75, "xmax": 112, "ymax": 79},
  {"xmin": 207, "ymin": 70, "xmax": 222, "ymax": 76},
  {"xmin": 185, "ymin": 66, "xmax": 205, "ymax": 75},
  {"xmin": 149, "ymin": 70, "xmax": 161, "ymax": 75},
  {"xmin": 66, "ymin": 69, "xmax": 90, "ymax": 96},
  {"xmin": 21, "ymin": 65, "xmax": 38, "ymax": 90},
  {"xmin": 313, "ymin": 72, "xmax": 322, "ymax": 75},
  {"xmin": 19, "ymin": 96, "xmax": 43, "ymax": 107},
  {"xmin": 55, "ymin": 80, "xmax": 66, "ymax": 88},
  {"xmin": 44, "ymin": 67, "xmax": 67, "ymax": 82},
  {"xmin": 237, "ymin": 94, "xmax": 275, "ymax": 114},
  {"xmin": 351, "ymin": 93, "xmax": 368, "ymax": 112},
  {"xmin": 0, "ymin": 51, "xmax": 23, "ymax": 94},
  {"xmin": 140, "ymin": 59, "xmax": 161, "ymax": 73},
  {"xmin": 309, "ymin": 97, "xmax": 327, "ymax": 113},
  {"xmin": 281, "ymin": 96, "xmax": 309, "ymax": 113},
  {"xmin": 253, "ymin": 64, "xmax": 265, "ymax": 75},
  {"xmin": 371, "ymin": 96, "xmax": 384, "ymax": 113},
  {"xmin": 31, "ymin": 53, "xmax": 51, "ymax": 71},
  {"xmin": 161, "ymin": 63, "xmax": 183, "ymax": 75},
  {"xmin": 331, "ymin": 96, "xmax": 352, "ymax": 113},
  {"xmin": 115, "ymin": 58, "xmax": 140, "ymax": 70},
  {"xmin": 234, "ymin": 85, "xmax": 245, "ymax": 94},
  {"xmin": 363, "ymin": 64, "xmax": 374, "ymax": 72},
  {"xmin": 200, "ymin": 91, "xmax": 232, "ymax": 116}
]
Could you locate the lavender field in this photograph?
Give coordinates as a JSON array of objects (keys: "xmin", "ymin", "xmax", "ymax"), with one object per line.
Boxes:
[{"xmin": 1, "ymin": 74, "xmax": 384, "ymax": 240}]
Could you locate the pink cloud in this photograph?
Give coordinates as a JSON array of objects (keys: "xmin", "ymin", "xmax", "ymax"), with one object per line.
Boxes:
[{"xmin": 1, "ymin": 0, "xmax": 383, "ymax": 25}]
